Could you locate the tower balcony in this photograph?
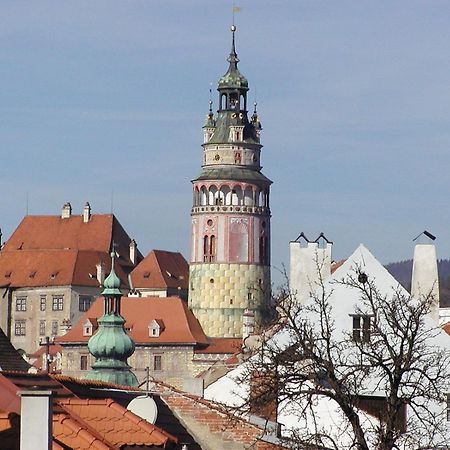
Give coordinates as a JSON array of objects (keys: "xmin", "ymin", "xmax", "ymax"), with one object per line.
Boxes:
[{"xmin": 191, "ymin": 205, "xmax": 270, "ymax": 215}]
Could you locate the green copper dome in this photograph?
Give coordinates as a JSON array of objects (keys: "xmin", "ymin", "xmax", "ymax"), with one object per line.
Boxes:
[{"xmin": 85, "ymin": 251, "xmax": 138, "ymax": 387}]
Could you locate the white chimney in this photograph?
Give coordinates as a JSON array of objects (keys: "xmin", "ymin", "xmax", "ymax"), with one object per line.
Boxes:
[
  {"xmin": 18, "ymin": 390, "xmax": 52, "ymax": 450},
  {"xmin": 242, "ymin": 308, "xmax": 255, "ymax": 340},
  {"xmin": 290, "ymin": 234, "xmax": 332, "ymax": 304},
  {"xmin": 61, "ymin": 202, "xmax": 72, "ymax": 219},
  {"xmin": 83, "ymin": 202, "xmax": 91, "ymax": 223},
  {"xmin": 411, "ymin": 243, "xmax": 439, "ymax": 323},
  {"xmin": 129, "ymin": 239, "xmax": 137, "ymax": 265},
  {"xmin": 96, "ymin": 262, "xmax": 105, "ymax": 285}
]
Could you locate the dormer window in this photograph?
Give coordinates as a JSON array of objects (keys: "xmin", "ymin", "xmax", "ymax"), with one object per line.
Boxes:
[
  {"xmin": 83, "ymin": 320, "xmax": 94, "ymax": 336},
  {"xmin": 148, "ymin": 319, "xmax": 165, "ymax": 338},
  {"xmin": 351, "ymin": 314, "xmax": 372, "ymax": 343}
]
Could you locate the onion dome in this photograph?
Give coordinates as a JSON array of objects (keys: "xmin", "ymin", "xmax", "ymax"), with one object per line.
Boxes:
[{"xmin": 85, "ymin": 250, "xmax": 138, "ymax": 387}]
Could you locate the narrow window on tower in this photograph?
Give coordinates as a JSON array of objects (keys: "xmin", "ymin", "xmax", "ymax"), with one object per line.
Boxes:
[
  {"xmin": 210, "ymin": 235, "xmax": 216, "ymax": 262},
  {"xmin": 203, "ymin": 235, "xmax": 209, "ymax": 262}
]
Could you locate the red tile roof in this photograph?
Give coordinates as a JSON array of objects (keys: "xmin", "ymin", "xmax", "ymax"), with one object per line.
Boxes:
[
  {"xmin": 56, "ymin": 398, "xmax": 176, "ymax": 448},
  {"xmin": 130, "ymin": 250, "xmax": 189, "ymax": 290},
  {"xmin": 0, "ymin": 214, "xmax": 142, "ymax": 288},
  {"xmin": 58, "ymin": 296, "xmax": 209, "ymax": 346},
  {"xmin": 194, "ymin": 338, "xmax": 242, "ymax": 355},
  {"xmin": 0, "ymin": 250, "xmax": 129, "ymax": 288}
]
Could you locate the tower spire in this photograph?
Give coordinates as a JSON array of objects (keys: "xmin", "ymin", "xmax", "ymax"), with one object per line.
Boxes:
[{"xmin": 227, "ymin": 25, "xmax": 239, "ymax": 71}]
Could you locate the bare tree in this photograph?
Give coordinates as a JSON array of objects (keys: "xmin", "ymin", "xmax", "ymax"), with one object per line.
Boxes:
[{"xmin": 236, "ymin": 264, "xmax": 450, "ymax": 450}]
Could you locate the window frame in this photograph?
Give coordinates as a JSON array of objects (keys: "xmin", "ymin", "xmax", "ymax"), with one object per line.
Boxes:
[
  {"xmin": 51, "ymin": 320, "xmax": 58, "ymax": 336},
  {"xmin": 153, "ymin": 354, "xmax": 162, "ymax": 371},
  {"xmin": 351, "ymin": 314, "xmax": 373, "ymax": 343},
  {"xmin": 14, "ymin": 320, "xmax": 26, "ymax": 336},
  {"xmin": 40, "ymin": 295, "xmax": 46, "ymax": 311},
  {"xmin": 15, "ymin": 297, "xmax": 27, "ymax": 312},
  {"xmin": 80, "ymin": 355, "xmax": 88, "ymax": 371},
  {"xmin": 79, "ymin": 296, "xmax": 92, "ymax": 312},
  {"xmin": 52, "ymin": 295, "xmax": 64, "ymax": 311},
  {"xmin": 39, "ymin": 320, "xmax": 46, "ymax": 336}
]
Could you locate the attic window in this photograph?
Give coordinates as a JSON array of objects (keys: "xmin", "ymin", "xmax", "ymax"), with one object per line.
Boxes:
[
  {"xmin": 351, "ymin": 315, "xmax": 372, "ymax": 343},
  {"xmin": 50, "ymin": 271, "xmax": 59, "ymax": 280},
  {"xmin": 5, "ymin": 271, "xmax": 11, "ymax": 278},
  {"xmin": 166, "ymin": 270, "xmax": 178, "ymax": 279},
  {"xmin": 143, "ymin": 271, "xmax": 150, "ymax": 279},
  {"xmin": 83, "ymin": 322, "xmax": 93, "ymax": 337},
  {"xmin": 148, "ymin": 319, "xmax": 164, "ymax": 338},
  {"xmin": 29, "ymin": 271, "xmax": 36, "ymax": 279}
]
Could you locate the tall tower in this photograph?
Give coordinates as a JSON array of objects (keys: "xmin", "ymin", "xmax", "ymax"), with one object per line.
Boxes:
[{"xmin": 189, "ymin": 26, "xmax": 272, "ymax": 338}]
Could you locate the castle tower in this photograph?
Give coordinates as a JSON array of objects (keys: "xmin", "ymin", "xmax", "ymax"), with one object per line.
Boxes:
[
  {"xmin": 189, "ymin": 26, "xmax": 272, "ymax": 337},
  {"xmin": 86, "ymin": 252, "xmax": 138, "ymax": 387}
]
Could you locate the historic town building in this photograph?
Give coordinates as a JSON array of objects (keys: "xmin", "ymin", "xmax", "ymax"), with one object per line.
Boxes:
[{"xmin": 189, "ymin": 26, "xmax": 272, "ymax": 337}]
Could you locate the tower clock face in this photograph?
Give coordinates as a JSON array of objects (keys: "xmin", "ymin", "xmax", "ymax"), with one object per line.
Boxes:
[{"xmin": 214, "ymin": 154, "xmax": 220, "ymax": 161}]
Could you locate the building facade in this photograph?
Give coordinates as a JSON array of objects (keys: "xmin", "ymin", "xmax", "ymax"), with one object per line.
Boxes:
[{"xmin": 189, "ymin": 26, "xmax": 272, "ymax": 338}]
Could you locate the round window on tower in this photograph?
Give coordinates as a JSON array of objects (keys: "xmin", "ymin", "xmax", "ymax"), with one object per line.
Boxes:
[
  {"xmin": 207, "ymin": 219, "xmax": 213, "ymax": 226},
  {"xmin": 214, "ymin": 154, "xmax": 220, "ymax": 161}
]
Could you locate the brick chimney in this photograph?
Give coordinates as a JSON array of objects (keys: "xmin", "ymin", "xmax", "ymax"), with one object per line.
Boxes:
[
  {"xmin": 61, "ymin": 202, "xmax": 72, "ymax": 219},
  {"xmin": 129, "ymin": 239, "xmax": 137, "ymax": 265},
  {"xmin": 411, "ymin": 241, "xmax": 439, "ymax": 323},
  {"xmin": 289, "ymin": 233, "xmax": 332, "ymax": 304},
  {"xmin": 83, "ymin": 202, "xmax": 91, "ymax": 223},
  {"xmin": 18, "ymin": 390, "xmax": 52, "ymax": 450}
]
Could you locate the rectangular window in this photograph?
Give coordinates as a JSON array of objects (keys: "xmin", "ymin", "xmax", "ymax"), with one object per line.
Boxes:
[
  {"xmin": 15, "ymin": 297, "xmax": 27, "ymax": 312},
  {"xmin": 153, "ymin": 355, "xmax": 162, "ymax": 371},
  {"xmin": 14, "ymin": 320, "xmax": 26, "ymax": 336},
  {"xmin": 352, "ymin": 315, "xmax": 372, "ymax": 343},
  {"xmin": 80, "ymin": 355, "xmax": 88, "ymax": 371},
  {"xmin": 79, "ymin": 295, "xmax": 93, "ymax": 312},
  {"xmin": 52, "ymin": 296, "xmax": 64, "ymax": 311},
  {"xmin": 39, "ymin": 320, "xmax": 46, "ymax": 336},
  {"xmin": 51, "ymin": 320, "xmax": 58, "ymax": 336},
  {"xmin": 40, "ymin": 296, "xmax": 46, "ymax": 311}
]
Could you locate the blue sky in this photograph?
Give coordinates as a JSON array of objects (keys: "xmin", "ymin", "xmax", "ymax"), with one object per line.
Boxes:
[{"xmin": 1, "ymin": 1, "xmax": 450, "ymax": 284}]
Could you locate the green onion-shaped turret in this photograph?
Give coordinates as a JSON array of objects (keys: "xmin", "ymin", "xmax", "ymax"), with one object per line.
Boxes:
[{"xmin": 85, "ymin": 252, "xmax": 138, "ymax": 387}]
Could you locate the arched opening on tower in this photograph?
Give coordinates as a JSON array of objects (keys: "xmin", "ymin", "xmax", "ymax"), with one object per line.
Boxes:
[
  {"xmin": 244, "ymin": 187, "xmax": 253, "ymax": 206},
  {"xmin": 200, "ymin": 186, "xmax": 208, "ymax": 206}
]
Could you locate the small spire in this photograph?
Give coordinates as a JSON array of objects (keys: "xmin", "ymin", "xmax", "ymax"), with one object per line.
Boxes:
[
  {"xmin": 227, "ymin": 25, "xmax": 239, "ymax": 71},
  {"xmin": 253, "ymin": 101, "xmax": 257, "ymax": 114}
]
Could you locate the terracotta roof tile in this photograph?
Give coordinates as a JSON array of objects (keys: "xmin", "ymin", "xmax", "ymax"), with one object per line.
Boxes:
[
  {"xmin": 130, "ymin": 250, "xmax": 188, "ymax": 290},
  {"xmin": 58, "ymin": 296, "xmax": 209, "ymax": 346},
  {"xmin": 57, "ymin": 398, "xmax": 176, "ymax": 447},
  {"xmin": 195, "ymin": 338, "xmax": 242, "ymax": 355}
]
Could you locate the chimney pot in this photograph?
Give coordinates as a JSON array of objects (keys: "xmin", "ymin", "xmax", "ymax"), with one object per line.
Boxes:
[
  {"xmin": 83, "ymin": 202, "xmax": 91, "ymax": 223},
  {"xmin": 129, "ymin": 239, "xmax": 137, "ymax": 265},
  {"xmin": 61, "ymin": 202, "xmax": 72, "ymax": 219}
]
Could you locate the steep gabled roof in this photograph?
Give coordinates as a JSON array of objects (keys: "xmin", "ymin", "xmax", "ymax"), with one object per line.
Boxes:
[
  {"xmin": 130, "ymin": 250, "xmax": 188, "ymax": 290},
  {"xmin": 58, "ymin": 297, "xmax": 209, "ymax": 346}
]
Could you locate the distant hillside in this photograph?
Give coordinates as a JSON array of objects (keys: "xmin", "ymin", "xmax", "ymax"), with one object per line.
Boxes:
[{"xmin": 385, "ymin": 259, "xmax": 450, "ymax": 307}]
